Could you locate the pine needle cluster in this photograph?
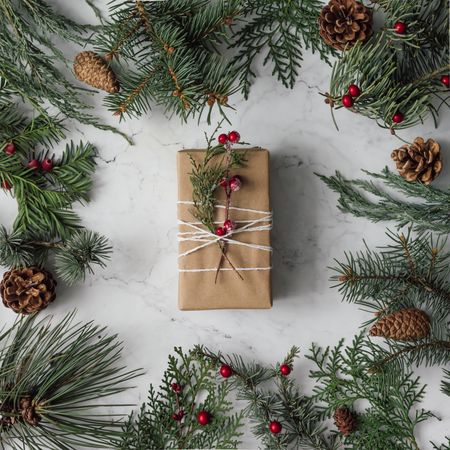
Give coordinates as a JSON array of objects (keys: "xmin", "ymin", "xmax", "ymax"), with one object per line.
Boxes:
[
  {"xmin": 94, "ymin": 0, "xmax": 334, "ymax": 122},
  {"xmin": 331, "ymin": 230, "xmax": 450, "ymax": 375},
  {"xmin": 0, "ymin": 0, "xmax": 128, "ymax": 141},
  {"xmin": 114, "ymin": 347, "xmax": 244, "ymax": 449},
  {"xmin": 0, "ymin": 311, "xmax": 142, "ymax": 450},
  {"xmin": 319, "ymin": 168, "xmax": 450, "ymax": 234},
  {"xmin": 0, "ymin": 103, "xmax": 111, "ymax": 285},
  {"xmin": 326, "ymin": 0, "xmax": 450, "ymax": 133}
]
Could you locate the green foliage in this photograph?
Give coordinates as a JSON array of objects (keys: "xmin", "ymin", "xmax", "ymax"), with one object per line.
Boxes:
[
  {"xmin": 114, "ymin": 347, "xmax": 244, "ymax": 449},
  {"xmin": 194, "ymin": 346, "xmax": 338, "ymax": 450},
  {"xmin": 442, "ymin": 369, "xmax": 450, "ymax": 397},
  {"xmin": 95, "ymin": 0, "xmax": 333, "ymax": 121},
  {"xmin": 307, "ymin": 334, "xmax": 438, "ymax": 450},
  {"xmin": 0, "ymin": 0, "xmax": 129, "ymax": 142},
  {"xmin": 326, "ymin": 0, "xmax": 450, "ymax": 132},
  {"xmin": 319, "ymin": 168, "xmax": 450, "ymax": 234},
  {"xmin": 331, "ymin": 230, "xmax": 450, "ymax": 369},
  {"xmin": 0, "ymin": 311, "xmax": 142, "ymax": 450}
]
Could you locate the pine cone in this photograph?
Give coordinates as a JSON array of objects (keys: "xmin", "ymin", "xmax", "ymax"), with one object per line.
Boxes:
[
  {"xmin": 318, "ymin": 0, "xmax": 373, "ymax": 51},
  {"xmin": 19, "ymin": 396, "xmax": 40, "ymax": 427},
  {"xmin": 73, "ymin": 51, "xmax": 120, "ymax": 93},
  {"xmin": 334, "ymin": 407, "xmax": 357, "ymax": 436},
  {"xmin": 369, "ymin": 308, "xmax": 430, "ymax": 341},
  {"xmin": 391, "ymin": 137, "xmax": 442, "ymax": 185},
  {"xmin": 0, "ymin": 267, "xmax": 56, "ymax": 315}
]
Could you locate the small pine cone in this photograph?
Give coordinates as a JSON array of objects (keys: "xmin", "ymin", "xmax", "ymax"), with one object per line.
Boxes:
[
  {"xmin": 369, "ymin": 308, "xmax": 430, "ymax": 341},
  {"xmin": 19, "ymin": 396, "xmax": 40, "ymax": 427},
  {"xmin": 318, "ymin": 0, "xmax": 373, "ymax": 51},
  {"xmin": 391, "ymin": 137, "xmax": 442, "ymax": 185},
  {"xmin": 334, "ymin": 407, "xmax": 357, "ymax": 436},
  {"xmin": 73, "ymin": 51, "xmax": 120, "ymax": 93},
  {"xmin": 0, "ymin": 267, "xmax": 56, "ymax": 315}
]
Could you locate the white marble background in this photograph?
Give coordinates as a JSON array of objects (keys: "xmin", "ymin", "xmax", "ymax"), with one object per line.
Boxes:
[{"xmin": 1, "ymin": 1, "xmax": 449, "ymax": 448}]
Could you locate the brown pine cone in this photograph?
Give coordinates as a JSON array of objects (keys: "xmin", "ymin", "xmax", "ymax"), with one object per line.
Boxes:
[
  {"xmin": 369, "ymin": 308, "xmax": 430, "ymax": 341},
  {"xmin": 334, "ymin": 407, "xmax": 357, "ymax": 436},
  {"xmin": 391, "ymin": 137, "xmax": 442, "ymax": 185},
  {"xmin": 0, "ymin": 267, "xmax": 56, "ymax": 315},
  {"xmin": 19, "ymin": 396, "xmax": 40, "ymax": 427},
  {"xmin": 73, "ymin": 51, "xmax": 120, "ymax": 93},
  {"xmin": 318, "ymin": 0, "xmax": 373, "ymax": 51}
]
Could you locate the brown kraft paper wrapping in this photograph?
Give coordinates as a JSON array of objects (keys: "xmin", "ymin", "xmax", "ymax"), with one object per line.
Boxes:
[{"xmin": 177, "ymin": 148, "xmax": 272, "ymax": 310}]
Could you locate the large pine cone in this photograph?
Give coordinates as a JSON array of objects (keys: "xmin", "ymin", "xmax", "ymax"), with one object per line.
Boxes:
[
  {"xmin": 318, "ymin": 0, "xmax": 373, "ymax": 51},
  {"xmin": 73, "ymin": 51, "xmax": 120, "ymax": 93},
  {"xmin": 370, "ymin": 308, "xmax": 430, "ymax": 341},
  {"xmin": 334, "ymin": 407, "xmax": 357, "ymax": 436},
  {"xmin": 391, "ymin": 137, "xmax": 442, "ymax": 185},
  {"xmin": 0, "ymin": 267, "xmax": 56, "ymax": 315}
]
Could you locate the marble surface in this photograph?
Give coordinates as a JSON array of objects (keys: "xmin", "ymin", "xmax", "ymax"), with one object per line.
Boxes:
[{"xmin": 1, "ymin": 1, "xmax": 450, "ymax": 447}]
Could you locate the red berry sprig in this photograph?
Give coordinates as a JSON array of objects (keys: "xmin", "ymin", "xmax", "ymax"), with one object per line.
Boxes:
[
  {"xmin": 215, "ymin": 227, "xmax": 226, "ymax": 237},
  {"xmin": 172, "ymin": 410, "xmax": 185, "ymax": 421},
  {"xmin": 1, "ymin": 180, "xmax": 12, "ymax": 190},
  {"xmin": 218, "ymin": 133, "xmax": 229, "ymax": 145},
  {"xmin": 269, "ymin": 420, "xmax": 282, "ymax": 434},
  {"xmin": 348, "ymin": 84, "xmax": 361, "ymax": 97},
  {"xmin": 171, "ymin": 382, "xmax": 183, "ymax": 393},
  {"xmin": 392, "ymin": 111, "xmax": 404, "ymax": 124},
  {"xmin": 394, "ymin": 21, "xmax": 407, "ymax": 34},
  {"xmin": 228, "ymin": 130, "xmax": 240, "ymax": 143},
  {"xmin": 342, "ymin": 94, "xmax": 353, "ymax": 108},
  {"xmin": 27, "ymin": 159, "xmax": 40, "ymax": 170},
  {"xmin": 441, "ymin": 75, "xmax": 450, "ymax": 88},
  {"xmin": 280, "ymin": 364, "xmax": 291, "ymax": 376},
  {"xmin": 197, "ymin": 410, "xmax": 211, "ymax": 426},
  {"xmin": 41, "ymin": 158, "xmax": 54, "ymax": 172},
  {"xmin": 4, "ymin": 143, "xmax": 16, "ymax": 155},
  {"xmin": 220, "ymin": 364, "xmax": 233, "ymax": 378}
]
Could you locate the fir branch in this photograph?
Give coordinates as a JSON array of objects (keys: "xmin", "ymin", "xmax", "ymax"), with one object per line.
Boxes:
[
  {"xmin": 0, "ymin": 311, "xmax": 142, "ymax": 450},
  {"xmin": 442, "ymin": 369, "xmax": 450, "ymax": 397},
  {"xmin": 318, "ymin": 168, "xmax": 450, "ymax": 233}
]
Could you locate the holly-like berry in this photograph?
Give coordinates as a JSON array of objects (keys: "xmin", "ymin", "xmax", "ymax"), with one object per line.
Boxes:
[
  {"xmin": 342, "ymin": 94, "xmax": 353, "ymax": 108},
  {"xmin": 280, "ymin": 364, "xmax": 291, "ymax": 376},
  {"xmin": 441, "ymin": 75, "xmax": 450, "ymax": 87},
  {"xmin": 392, "ymin": 112, "xmax": 404, "ymax": 124},
  {"xmin": 348, "ymin": 84, "xmax": 361, "ymax": 97},
  {"xmin": 197, "ymin": 410, "xmax": 211, "ymax": 426},
  {"xmin": 172, "ymin": 412, "xmax": 182, "ymax": 421},
  {"xmin": 229, "ymin": 176, "xmax": 241, "ymax": 192},
  {"xmin": 4, "ymin": 143, "xmax": 16, "ymax": 155},
  {"xmin": 1, "ymin": 180, "xmax": 11, "ymax": 190},
  {"xmin": 228, "ymin": 131, "xmax": 240, "ymax": 143},
  {"xmin": 223, "ymin": 220, "xmax": 235, "ymax": 233},
  {"xmin": 41, "ymin": 158, "xmax": 54, "ymax": 172},
  {"xmin": 269, "ymin": 420, "xmax": 282, "ymax": 434},
  {"xmin": 220, "ymin": 364, "xmax": 233, "ymax": 378},
  {"xmin": 219, "ymin": 177, "xmax": 229, "ymax": 188},
  {"xmin": 171, "ymin": 383, "xmax": 183, "ymax": 393},
  {"xmin": 27, "ymin": 159, "xmax": 40, "ymax": 170},
  {"xmin": 394, "ymin": 21, "xmax": 407, "ymax": 34},
  {"xmin": 218, "ymin": 133, "xmax": 229, "ymax": 145},
  {"xmin": 215, "ymin": 227, "xmax": 226, "ymax": 237}
]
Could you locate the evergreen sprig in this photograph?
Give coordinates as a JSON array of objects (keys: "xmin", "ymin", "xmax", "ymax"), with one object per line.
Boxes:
[
  {"xmin": 0, "ymin": 311, "xmax": 142, "ymax": 450},
  {"xmin": 194, "ymin": 346, "xmax": 338, "ymax": 450},
  {"xmin": 330, "ymin": 230, "xmax": 450, "ymax": 370},
  {"xmin": 307, "ymin": 334, "xmax": 438, "ymax": 450},
  {"xmin": 114, "ymin": 347, "xmax": 244, "ymax": 449},
  {"xmin": 95, "ymin": 0, "xmax": 333, "ymax": 121},
  {"xmin": 325, "ymin": 0, "xmax": 450, "ymax": 133},
  {"xmin": 318, "ymin": 168, "xmax": 450, "ymax": 234},
  {"xmin": 0, "ymin": 0, "xmax": 130, "ymax": 142}
]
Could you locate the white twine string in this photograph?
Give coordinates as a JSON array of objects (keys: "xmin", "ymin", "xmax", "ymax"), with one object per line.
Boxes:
[{"xmin": 177, "ymin": 201, "xmax": 272, "ymax": 273}]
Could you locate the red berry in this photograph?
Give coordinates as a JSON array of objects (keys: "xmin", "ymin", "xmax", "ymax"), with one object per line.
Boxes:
[
  {"xmin": 172, "ymin": 412, "xmax": 181, "ymax": 421},
  {"xmin": 269, "ymin": 420, "xmax": 282, "ymax": 434},
  {"xmin": 4, "ymin": 143, "xmax": 16, "ymax": 155},
  {"xmin": 1, "ymin": 180, "xmax": 11, "ymax": 190},
  {"xmin": 27, "ymin": 159, "xmax": 40, "ymax": 170},
  {"xmin": 171, "ymin": 383, "xmax": 183, "ymax": 393},
  {"xmin": 392, "ymin": 112, "xmax": 404, "ymax": 124},
  {"xmin": 348, "ymin": 84, "xmax": 361, "ymax": 97},
  {"xmin": 280, "ymin": 364, "xmax": 291, "ymax": 376},
  {"xmin": 228, "ymin": 131, "xmax": 240, "ymax": 143},
  {"xmin": 394, "ymin": 21, "xmax": 407, "ymax": 34},
  {"xmin": 223, "ymin": 220, "xmax": 235, "ymax": 232},
  {"xmin": 220, "ymin": 364, "xmax": 233, "ymax": 378},
  {"xmin": 342, "ymin": 94, "xmax": 353, "ymax": 108},
  {"xmin": 215, "ymin": 227, "xmax": 226, "ymax": 237},
  {"xmin": 219, "ymin": 177, "xmax": 229, "ymax": 188},
  {"xmin": 218, "ymin": 134, "xmax": 228, "ymax": 145},
  {"xmin": 229, "ymin": 176, "xmax": 241, "ymax": 192},
  {"xmin": 41, "ymin": 158, "xmax": 53, "ymax": 172},
  {"xmin": 197, "ymin": 410, "xmax": 210, "ymax": 426},
  {"xmin": 441, "ymin": 75, "xmax": 450, "ymax": 87}
]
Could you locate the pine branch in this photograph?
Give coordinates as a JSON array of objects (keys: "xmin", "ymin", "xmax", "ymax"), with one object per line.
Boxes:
[
  {"xmin": 318, "ymin": 168, "xmax": 450, "ymax": 233},
  {"xmin": 0, "ymin": 311, "xmax": 142, "ymax": 449},
  {"xmin": 442, "ymin": 369, "xmax": 450, "ymax": 397}
]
